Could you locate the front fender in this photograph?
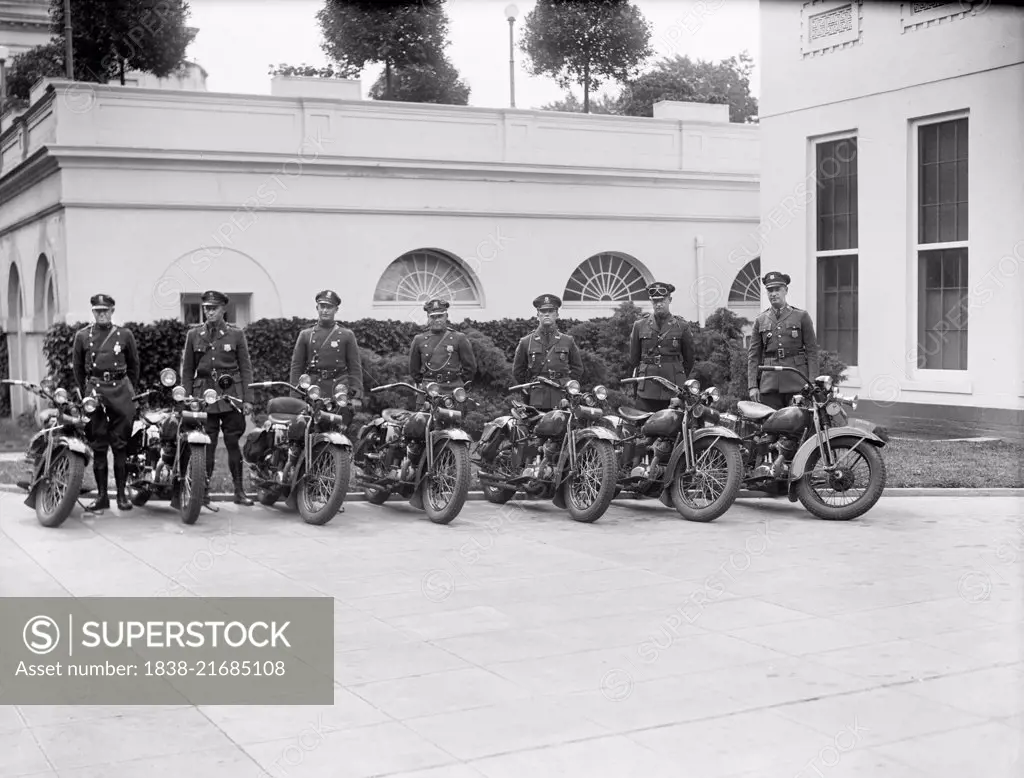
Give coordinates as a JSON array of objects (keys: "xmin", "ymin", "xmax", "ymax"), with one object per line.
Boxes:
[
  {"xmin": 432, "ymin": 428, "xmax": 472, "ymax": 444},
  {"xmin": 574, "ymin": 426, "xmax": 620, "ymax": 443},
  {"xmin": 186, "ymin": 431, "xmax": 211, "ymax": 445},
  {"xmin": 691, "ymin": 426, "xmax": 742, "ymax": 443},
  {"xmin": 357, "ymin": 418, "xmax": 385, "ymax": 439},
  {"xmin": 790, "ymin": 427, "xmax": 887, "ymax": 479},
  {"xmin": 313, "ymin": 431, "xmax": 353, "ymax": 449},
  {"xmin": 58, "ymin": 436, "xmax": 93, "ymax": 464}
]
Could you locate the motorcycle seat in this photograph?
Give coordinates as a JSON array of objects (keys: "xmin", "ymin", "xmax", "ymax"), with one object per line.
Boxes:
[
  {"xmin": 143, "ymin": 410, "xmax": 170, "ymax": 425},
  {"xmin": 616, "ymin": 406, "xmax": 653, "ymax": 422},
  {"xmin": 267, "ymin": 396, "xmax": 307, "ymax": 424},
  {"xmin": 737, "ymin": 400, "xmax": 776, "ymax": 421},
  {"xmin": 382, "ymin": 408, "xmax": 412, "ymax": 424},
  {"xmin": 510, "ymin": 400, "xmax": 543, "ymax": 418}
]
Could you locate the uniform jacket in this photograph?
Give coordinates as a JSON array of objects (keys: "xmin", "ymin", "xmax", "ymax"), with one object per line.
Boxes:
[
  {"xmin": 628, "ymin": 314, "xmax": 696, "ymax": 401},
  {"xmin": 180, "ymin": 320, "xmax": 254, "ymax": 413},
  {"xmin": 289, "ymin": 322, "xmax": 363, "ymax": 397},
  {"xmin": 409, "ymin": 327, "xmax": 477, "ymax": 387},
  {"xmin": 72, "ymin": 323, "xmax": 140, "ymax": 393},
  {"xmin": 512, "ymin": 328, "xmax": 584, "ymax": 410},
  {"xmin": 747, "ymin": 305, "xmax": 820, "ymax": 394}
]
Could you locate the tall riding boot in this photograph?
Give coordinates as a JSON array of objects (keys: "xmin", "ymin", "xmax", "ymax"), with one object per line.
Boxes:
[
  {"xmin": 86, "ymin": 460, "xmax": 110, "ymax": 512},
  {"xmin": 230, "ymin": 456, "xmax": 253, "ymax": 506},
  {"xmin": 113, "ymin": 450, "xmax": 132, "ymax": 511}
]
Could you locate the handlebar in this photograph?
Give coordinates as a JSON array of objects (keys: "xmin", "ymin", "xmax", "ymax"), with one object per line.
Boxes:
[
  {"xmin": 132, "ymin": 390, "xmax": 153, "ymax": 403},
  {"xmin": 250, "ymin": 380, "xmax": 301, "ymax": 393},
  {"xmin": 372, "ymin": 382, "xmax": 424, "ymax": 395},
  {"xmin": 620, "ymin": 375, "xmax": 683, "ymax": 395},
  {"xmin": 508, "ymin": 376, "xmax": 562, "ymax": 392},
  {"xmin": 757, "ymin": 365, "xmax": 812, "ymax": 386}
]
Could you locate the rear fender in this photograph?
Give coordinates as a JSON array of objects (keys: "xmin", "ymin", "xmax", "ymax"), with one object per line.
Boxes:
[
  {"xmin": 790, "ymin": 428, "xmax": 886, "ymax": 479},
  {"xmin": 313, "ymin": 431, "xmax": 352, "ymax": 449},
  {"xmin": 357, "ymin": 418, "xmax": 386, "ymax": 439}
]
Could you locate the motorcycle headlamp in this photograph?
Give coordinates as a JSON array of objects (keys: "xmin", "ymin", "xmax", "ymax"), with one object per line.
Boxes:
[
  {"xmin": 426, "ymin": 382, "xmax": 441, "ymax": 397},
  {"xmin": 442, "ymin": 396, "xmax": 454, "ymax": 409},
  {"xmin": 172, "ymin": 386, "xmax": 186, "ymax": 402},
  {"xmin": 684, "ymin": 379, "xmax": 701, "ymax": 396},
  {"xmin": 333, "ymin": 384, "xmax": 348, "ymax": 402},
  {"xmin": 825, "ymin": 400, "xmax": 844, "ymax": 416},
  {"xmin": 307, "ymin": 384, "xmax": 321, "ymax": 401},
  {"xmin": 453, "ymin": 387, "xmax": 467, "ymax": 403},
  {"xmin": 565, "ymin": 380, "xmax": 581, "ymax": 395},
  {"xmin": 298, "ymin": 374, "xmax": 312, "ymax": 390},
  {"xmin": 704, "ymin": 386, "xmax": 721, "ymax": 404},
  {"xmin": 83, "ymin": 396, "xmax": 99, "ymax": 414},
  {"xmin": 816, "ymin": 375, "xmax": 834, "ymax": 391},
  {"xmin": 203, "ymin": 389, "xmax": 218, "ymax": 405},
  {"xmin": 593, "ymin": 384, "xmax": 608, "ymax": 400},
  {"xmin": 159, "ymin": 368, "xmax": 178, "ymax": 387},
  {"xmin": 53, "ymin": 388, "xmax": 68, "ymax": 405},
  {"xmin": 190, "ymin": 401, "xmax": 201, "ymax": 412}
]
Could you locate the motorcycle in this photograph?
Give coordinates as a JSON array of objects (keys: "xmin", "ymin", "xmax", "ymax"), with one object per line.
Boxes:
[
  {"xmin": 719, "ymin": 365, "xmax": 889, "ymax": 520},
  {"xmin": 353, "ymin": 380, "xmax": 473, "ymax": 525},
  {"xmin": 124, "ymin": 367, "xmax": 216, "ymax": 525},
  {"xmin": 243, "ymin": 373, "xmax": 353, "ymax": 525},
  {"xmin": 600, "ymin": 376, "xmax": 744, "ymax": 523},
  {"xmin": 473, "ymin": 377, "xmax": 620, "ymax": 523},
  {"xmin": 3, "ymin": 376, "xmax": 98, "ymax": 527}
]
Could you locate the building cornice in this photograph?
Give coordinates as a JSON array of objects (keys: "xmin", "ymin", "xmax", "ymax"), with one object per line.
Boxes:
[{"xmin": 0, "ymin": 147, "xmax": 58, "ymax": 209}]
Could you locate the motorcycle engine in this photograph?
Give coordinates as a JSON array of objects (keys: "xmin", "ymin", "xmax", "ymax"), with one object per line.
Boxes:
[{"xmin": 650, "ymin": 438, "xmax": 673, "ymax": 463}]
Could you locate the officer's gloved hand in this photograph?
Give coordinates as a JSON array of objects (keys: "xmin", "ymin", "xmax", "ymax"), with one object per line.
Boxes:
[
  {"xmin": 243, "ymin": 402, "xmax": 254, "ymax": 416},
  {"xmin": 749, "ymin": 388, "xmax": 760, "ymax": 402}
]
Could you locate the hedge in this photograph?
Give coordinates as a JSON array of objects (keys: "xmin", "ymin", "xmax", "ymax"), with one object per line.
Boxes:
[
  {"xmin": 31, "ymin": 305, "xmax": 848, "ymax": 438},
  {"xmin": 0, "ymin": 327, "xmax": 10, "ymax": 419}
]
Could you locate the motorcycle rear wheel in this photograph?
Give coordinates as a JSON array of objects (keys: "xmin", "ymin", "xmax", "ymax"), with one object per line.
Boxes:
[
  {"xmin": 423, "ymin": 442, "xmax": 471, "ymax": 525},
  {"xmin": 671, "ymin": 438, "xmax": 743, "ymax": 523},
  {"xmin": 179, "ymin": 444, "xmax": 206, "ymax": 525},
  {"xmin": 297, "ymin": 444, "xmax": 350, "ymax": 525},
  {"xmin": 35, "ymin": 450, "xmax": 86, "ymax": 528},
  {"xmin": 796, "ymin": 442, "xmax": 886, "ymax": 521},
  {"xmin": 565, "ymin": 439, "xmax": 618, "ymax": 523}
]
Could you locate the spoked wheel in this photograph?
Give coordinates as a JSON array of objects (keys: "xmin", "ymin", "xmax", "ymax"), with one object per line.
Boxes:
[
  {"xmin": 671, "ymin": 439, "xmax": 743, "ymax": 523},
  {"xmin": 565, "ymin": 439, "xmax": 618, "ymax": 523},
  {"xmin": 481, "ymin": 439, "xmax": 518, "ymax": 504},
  {"xmin": 179, "ymin": 444, "xmax": 206, "ymax": 525},
  {"xmin": 297, "ymin": 444, "xmax": 351, "ymax": 525},
  {"xmin": 796, "ymin": 441, "xmax": 887, "ymax": 520},
  {"xmin": 422, "ymin": 442, "xmax": 471, "ymax": 525},
  {"xmin": 35, "ymin": 450, "xmax": 86, "ymax": 528}
]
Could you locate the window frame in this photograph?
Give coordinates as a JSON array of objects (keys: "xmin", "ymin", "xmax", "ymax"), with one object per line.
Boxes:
[{"xmin": 180, "ymin": 293, "xmax": 252, "ymax": 327}]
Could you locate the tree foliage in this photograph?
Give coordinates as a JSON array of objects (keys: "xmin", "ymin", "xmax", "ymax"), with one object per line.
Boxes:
[
  {"xmin": 617, "ymin": 52, "xmax": 758, "ymax": 123},
  {"xmin": 368, "ymin": 53, "xmax": 470, "ymax": 105},
  {"xmin": 316, "ymin": 0, "xmax": 450, "ymax": 101},
  {"xmin": 49, "ymin": 0, "xmax": 196, "ymax": 85},
  {"xmin": 519, "ymin": 0, "xmax": 652, "ymax": 113},
  {"xmin": 537, "ymin": 91, "xmax": 621, "ymax": 114},
  {"xmin": 2, "ymin": 42, "xmax": 66, "ymax": 101},
  {"xmin": 268, "ymin": 61, "xmax": 360, "ymax": 79}
]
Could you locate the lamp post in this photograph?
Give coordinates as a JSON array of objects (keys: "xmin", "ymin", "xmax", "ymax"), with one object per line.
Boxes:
[
  {"xmin": 63, "ymin": 0, "xmax": 74, "ymax": 78},
  {"xmin": 504, "ymin": 4, "xmax": 518, "ymax": 108},
  {"xmin": 0, "ymin": 45, "xmax": 9, "ymax": 118}
]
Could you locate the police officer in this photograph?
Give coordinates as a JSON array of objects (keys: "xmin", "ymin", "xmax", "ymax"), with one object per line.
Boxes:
[
  {"xmin": 409, "ymin": 299, "xmax": 477, "ymax": 392},
  {"xmin": 511, "ymin": 294, "xmax": 584, "ymax": 411},
  {"xmin": 180, "ymin": 290, "xmax": 255, "ymax": 507},
  {"xmin": 627, "ymin": 281, "xmax": 696, "ymax": 412},
  {"xmin": 747, "ymin": 271, "xmax": 820, "ymax": 410},
  {"xmin": 72, "ymin": 294, "xmax": 140, "ymax": 512},
  {"xmin": 289, "ymin": 289, "xmax": 364, "ymax": 404}
]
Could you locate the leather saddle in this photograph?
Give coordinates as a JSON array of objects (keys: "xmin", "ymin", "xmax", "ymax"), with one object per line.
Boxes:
[
  {"xmin": 616, "ymin": 405, "xmax": 654, "ymax": 423},
  {"xmin": 736, "ymin": 400, "xmax": 775, "ymax": 421},
  {"xmin": 267, "ymin": 396, "xmax": 307, "ymax": 424},
  {"xmin": 382, "ymin": 408, "xmax": 413, "ymax": 425}
]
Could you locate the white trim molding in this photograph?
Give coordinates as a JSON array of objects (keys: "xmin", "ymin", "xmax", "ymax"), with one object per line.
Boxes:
[
  {"xmin": 801, "ymin": 0, "xmax": 863, "ymax": 58},
  {"xmin": 900, "ymin": 2, "xmax": 982, "ymax": 33}
]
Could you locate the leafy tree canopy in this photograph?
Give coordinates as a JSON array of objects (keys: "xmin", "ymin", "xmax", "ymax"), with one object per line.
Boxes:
[{"xmin": 368, "ymin": 53, "xmax": 470, "ymax": 105}]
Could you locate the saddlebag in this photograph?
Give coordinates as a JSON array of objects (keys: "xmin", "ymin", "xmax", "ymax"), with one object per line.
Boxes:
[
  {"xmin": 242, "ymin": 429, "xmax": 273, "ymax": 464},
  {"xmin": 475, "ymin": 422, "xmax": 505, "ymax": 462}
]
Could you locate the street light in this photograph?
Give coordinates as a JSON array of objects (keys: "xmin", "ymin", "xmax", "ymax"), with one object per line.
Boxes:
[
  {"xmin": 505, "ymin": 4, "xmax": 518, "ymax": 108},
  {"xmin": 0, "ymin": 45, "xmax": 9, "ymax": 117}
]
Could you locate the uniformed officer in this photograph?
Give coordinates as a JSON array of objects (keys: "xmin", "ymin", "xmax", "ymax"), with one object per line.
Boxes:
[
  {"xmin": 747, "ymin": 271, "xmax": 820, "ymax": 410},
  {"xmin": 511, "ymin": 294, "xmax": 584, "ymax": 411},
  {"xmin": 289, "ymin": 289, "xmax": 364, "ymax": 403},
  {"xmin": 180, "ymin": 290, "xmax": 255, "ymax": 507},
  {"xmin": 409, "ymin": 299, "xmax": 477, "ymax": 392},
  {"xmin": 72, "ymin": 294, "xmax": 140, "ymax": 512},
  {"xmin": 627, "ymin": 281, "xmax": 696, "ymax": 412}
]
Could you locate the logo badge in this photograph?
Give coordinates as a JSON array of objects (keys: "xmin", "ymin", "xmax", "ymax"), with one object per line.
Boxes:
[
  {"xmin": 224, "ymin": 344, "xmax": 232, "ymax": 351},
  {"xmin": 23, "ymin": 615, "xmax": 60, "ymax": 655}
]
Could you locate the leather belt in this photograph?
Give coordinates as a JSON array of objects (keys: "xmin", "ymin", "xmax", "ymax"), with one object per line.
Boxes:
[
  {"xmin": 90, "ymin": 370, "xmax": 126, "ymax": 382},
  {"xmin": 196, "ymin": 369, "xmax": 240, "ymax": 382},
  {"xmin": 539, "ymin": 371, "xmax": 566, "ymax": 380},
  {"xmin": 424, "ymin": 370, "xmax": 460, "ymax": 383},
  {"xmin": 642, "ymin": 355, "xmax": 681, "ymax": 366},
  {"xmin": 310, "ymin": 367, "xmax": 342, "ymax": 380}
]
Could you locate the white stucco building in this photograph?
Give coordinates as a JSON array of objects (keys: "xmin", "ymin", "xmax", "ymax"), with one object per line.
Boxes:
[
  {"xmin": 0, "ymin": 75, "xmax": 760, "ymax": 414},
  {"xmin": 754, "ymin": 0, "xmax": 1024, "ymax": 437}
]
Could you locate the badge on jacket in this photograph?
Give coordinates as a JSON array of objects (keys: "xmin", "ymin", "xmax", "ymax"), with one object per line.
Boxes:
[
  {"xmin": 791, "ymin": 328, "xmax": 799, "ymax": 338},
  {"xmin": 224, "ymin": 344, "xmax": 232, "ymax": 351},
  {"xmin": 331, "ymin": 341, "xmax": 339, "ymax": 348},
  {"xmin": 113, "ymin": 343, "xmax": 121, "ymax": 354},
  {"xmin": 446, "ymin": 345, "xmax": 453, "ymax": 353}
]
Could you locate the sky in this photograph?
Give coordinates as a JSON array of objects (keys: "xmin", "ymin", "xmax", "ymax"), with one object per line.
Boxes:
[{"xmin": 184, "ymin": 0, "xmax": 761, "ymax": 110}]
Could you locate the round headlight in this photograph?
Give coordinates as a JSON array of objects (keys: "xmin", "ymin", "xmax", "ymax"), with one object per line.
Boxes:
[
  {"xmin": 333, "ymin": 384, "xmax": 348, "ymax": 402},
  {"xmin": 825, "ymin": 400, "xmax": 843, "ymax": 416},
  {"xmin": 298, "ymin": 374, "xmax": 312, "ymax": 390},
  {"xmin": 172, "ymin": 386, "xmax": 186, "ymax": 402},
  {"xmin": 593, "ymin": 384, "xmax": 607, "ymax": 400},
  {"xmin": 53, "ymin": 388, "xmax": 68, "ymax": 405},
  {"xmin": 566, "ymin": 380, "xmax": 580, "ymax": 395},
  {"xmin": 453, "ymin": 387, "xmax": 467, "ymax": 403},
  {"xmin": 307, "ymin": 385, "xmax": 321, "ymax": 401},
  {"xmin": 817, "ymin": 375, "xmax": 834, "ymax": 390},
  {"xmin": 160, "ymin": 368, "xmax": 177, "ymax": 387},
  {"xmin": 190, "ymin": 401, "xmax": 201, "ymax": 412},
  {"xmin": 426, "ymin": 382, "xmax": 440, "ymax": 397},
  {"xmin": 685, "ymin": 379, "xmax": 701, "ymax": 396},
  {"xmin": 83, "ymin": 396, "xmax": 99, "ymax": 413},
  {"xmin": 705, "ymin": 386, "xmax": 721, "ymax": 403},
  {"xmin": 203, "ymin": 388, "xmax": 218, "ymax": 405}
]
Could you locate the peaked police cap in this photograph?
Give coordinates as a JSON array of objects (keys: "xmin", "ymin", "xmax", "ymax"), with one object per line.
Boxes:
[
  {"xmin": 90, "ymin": 293, "xmax": 115, "ymax": 308},
  {"xmin": 315, "ymin": 289, "xmax": 342, "ymax": 306},
  {"xmin": 762, "ymin": 272, "xmax": 791, "ymax": 289},
  {"xmin": 533, "ymin": 294, "xmax": 562, "ymax": 310},
  {"xmin": 201, "ymin": 290, "xmax": 230, "ymax": 305}
]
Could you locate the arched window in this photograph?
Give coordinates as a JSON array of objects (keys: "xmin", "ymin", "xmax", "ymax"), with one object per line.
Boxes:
[
  {"xmin": 374, "ymin": 249, "xmax": 481, "ymax": 305},
  {"xmin": 563, "ymin": 253, "xmax": 651, "ymax": 303},
  {"xmin": 729, "ymin": 258, "xmax": 761, "ymax": 304},
  {"xmin": 6, "ymin": 263, "xmax": 23, "ymax": 329},
  {"xmin": 34, "ymin": 254, "xmax": 56, "ymax": 327}
]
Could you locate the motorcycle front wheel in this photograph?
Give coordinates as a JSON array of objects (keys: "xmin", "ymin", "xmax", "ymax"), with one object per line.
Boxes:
[
  {"xmin": 796, "ymin": 441, "xmax": 887, "ymax": 520},
  {"xmin": 297, "ymin": 444, "xmax": 351, "ymax": 525},
  {"xmin": 423, "ymin": 442, "xmax": 471, "ymax": 525},
  {"xmin": 565, "ymin": 439, "xmax": 618, "ymax": 523},
  {"xmin": 35, "ymin": 449, "xmax": 86, "ymax": 528},
  {"xmin": 671, "ymin": 438, "xmax": 743, "ymax": 523},
  {"xmin": 179, "ymin": 443, "xmax": 206, "ymax": 525}
]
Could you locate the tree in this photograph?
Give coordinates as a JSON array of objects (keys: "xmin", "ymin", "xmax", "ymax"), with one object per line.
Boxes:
[
  {"xmin": 3, "ymin": 42, "xmax": 66, "ymax": 101},
  {"xmin": 368, "ymin": 54, "xmax": 469, "ymax": 105},
  {"xmin": 617, "ymin": 51, "xmax": 758, "ymax": 123},
  {"xmin": 268, "ymin": 62, "xmax": 360, "ymax": 79},
  {"xmin": 49, "ymin": 0, "xmax": 197, "ymax": 85},
  {"xmin": 519, "ymin": 0, "xmax": 652, "ymax": 114},
  {"xmin": 316, "ymin": 0, "xmax": 450, "ymax": 101},
  {"xmin": 537, "ymin": 91, "xmax": 621, "ymax": 114}
]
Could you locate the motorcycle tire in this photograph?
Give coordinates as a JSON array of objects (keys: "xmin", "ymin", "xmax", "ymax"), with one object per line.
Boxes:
[
  {"xmin": 795, "ymin": 441, "xmax": 887, "ymax": 521},
  {"xmin": 422, "ymin": 441, "xmax": 471, "ymax": 525},
  {"xmin": 179, "ymin": 444, "xmax": 206, "ymax": 525},
  {"xmin": 670, "ymin": 438, "xmax": 743, "ymax": 523},
  {"xmin": 297, "ymin": 444, "xmax": 351, "ymax": 526},
  {"xmin": 35, "ymin": 450, "xmax": 86, "ymax": 529},
  {"xmin": 565, "ymin": 439, "xmax": 618, "ymax": 523}
]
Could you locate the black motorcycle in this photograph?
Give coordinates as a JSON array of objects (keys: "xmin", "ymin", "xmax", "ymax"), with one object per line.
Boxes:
[
  {"xmin": 599, "ymin": 376, "xmax": 744, "ymax": 522},
  {"xmin": 243, "ymin": 374, "xmax": 352, "ymax": 525},
  {"xmin": 3, "ymin": 377, "xmax": 99, "ymax": 528},
  {"xmin": 125, "ymin": 367, "xmax": 215, "ymax": 525},
  {"xmin": 353, "ymin": 380, "xmax": 473, "ymax": 525},
  {"xmin": 719, "ymin": 365, "xmax": 889, "ymax": 520},
  {"xmin": 474, "ymin": 377, "xmax": 620, "ymax": 523}
]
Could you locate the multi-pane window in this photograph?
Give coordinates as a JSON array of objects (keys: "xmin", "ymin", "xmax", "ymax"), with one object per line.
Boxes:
[
  {"xmin": 815, "ymin": 137, "xmax": 859, "ymax": 366},
  {"xmin": 181, "ymin": 293, "xmax": 251, "ymax": 326},
  {"xmin": 916, "ymin": 117, "xmax": 968, "ymax": 370}
]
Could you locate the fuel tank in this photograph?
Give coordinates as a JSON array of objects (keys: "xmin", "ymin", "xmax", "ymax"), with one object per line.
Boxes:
[
  {"xmin": 402, "ymin": 412, "xmax": 430, "ymax": 440},
  {"xmin": 641, "ymin": 409, "xmax": 683, "ymax": 438},
  {"xmin": 535, "ymin": 410, "xmax": 568, "ymax": 438},
  {"xmin": 761, "ymin": 406, "xmax": 810, "ymax": 435}
]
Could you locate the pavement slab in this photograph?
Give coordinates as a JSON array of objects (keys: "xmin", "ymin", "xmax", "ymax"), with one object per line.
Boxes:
[{"xmin": 0, "ymin": 491, "xmax": 1020, "ymax": 776}]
